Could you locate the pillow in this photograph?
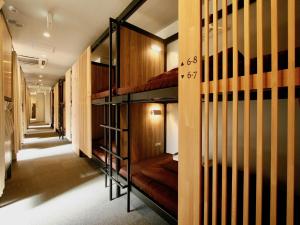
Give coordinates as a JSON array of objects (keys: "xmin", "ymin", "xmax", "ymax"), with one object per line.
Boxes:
[{"xmin": 141, "ymin": 166, "xmax": 178, "ymax": 192}]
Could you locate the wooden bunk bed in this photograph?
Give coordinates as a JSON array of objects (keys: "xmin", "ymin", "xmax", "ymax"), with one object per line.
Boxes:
[
  {"xmin": 90, "ymin": 18, "xmax": 179, "ymax": 224},
  {"xmin": 91, "ymin": 17, "xmax": 300, "ymax": 225}
]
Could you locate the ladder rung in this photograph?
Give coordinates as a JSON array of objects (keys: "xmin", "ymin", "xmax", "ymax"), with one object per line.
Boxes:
[
  {"xmin": 100, "ymin": 124, "xmax": 128, "ymax": 132},
  {"xmin": 99, "ymin": 146, "xmax": 128, "ymax": 161}
]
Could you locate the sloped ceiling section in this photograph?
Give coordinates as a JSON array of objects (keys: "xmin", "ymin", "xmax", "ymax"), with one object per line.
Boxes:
[{"xmin": 3, "ymin": 0, "xmax": 132, "ymax": 86}]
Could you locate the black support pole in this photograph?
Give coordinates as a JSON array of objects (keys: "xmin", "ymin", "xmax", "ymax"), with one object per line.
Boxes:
[
  {"xmin": 115, "ymin": 20, "xmax": 121, "ymax": 198},
  {"xmin": 108, "ymin": 18, "xmax": 113, "ymax": 201},
  {"xmin": 127, "ymin": 95, "xmax": 131, "ymax": 212}
]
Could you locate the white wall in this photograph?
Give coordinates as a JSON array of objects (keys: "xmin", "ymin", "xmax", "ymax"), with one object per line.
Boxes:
[
  {"xmin": 166, "ymin": 104, "xmax": 178, "ymax": 155},
  {"xmin": 167, "ymin": 40, "xmax": 178, "ymax": 71}
]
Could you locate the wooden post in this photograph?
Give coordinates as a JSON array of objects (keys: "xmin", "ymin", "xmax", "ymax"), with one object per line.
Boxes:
[{"xmin": 178, "ymin": 0, "xmax": 202, "ymax": 224}]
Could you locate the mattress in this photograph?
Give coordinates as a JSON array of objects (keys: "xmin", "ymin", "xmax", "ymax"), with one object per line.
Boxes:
[
  {"xmin": 91, "ymin": 68, "xmax": 178, "ymax": 100},
  {"xmin": 118, "ymin": 68, "xmax": 178, "ymax": 95},
  {"xmin": 119, "ymin": 153, "xmax": 178, "ymax": 217}
]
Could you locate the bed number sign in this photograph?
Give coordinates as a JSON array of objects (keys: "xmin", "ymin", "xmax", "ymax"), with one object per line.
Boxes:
[{"xmin": 180, "ymin": 56, "xmax": 198, "ymax": 80}]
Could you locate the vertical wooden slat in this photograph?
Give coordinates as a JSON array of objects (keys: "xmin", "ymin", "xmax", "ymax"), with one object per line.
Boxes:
[
  {"xmin": 270, "ymin": 0, "xmax": 278, "ymax": 224},
  {"xmin": 231, "ymin": 0, "xmax": 238, "ymax": 224},
  {"xmin": 256, "ymin": 0, "xmax": 264, "ymax": 224},
  {"xmin": 212, "ymin": 0, "xmax": 218, "ymax": 224},
  {"xmin": 178, "ymin": 0, "xmax": 202, "ymax": 224},
  {"xmin": 286, "ymin": 0, "xmax": 295, "ymax": 224},
  {"xmin": 221, "ymin": 1, "xmax": 228, "ymax": 225},
  {"xmin": 243, "ymin": 0, "xmax": 250, "ymax": 225},
  {"xmin": 204, "ymin": 0, "xmax": 210, "ymax": 224}
]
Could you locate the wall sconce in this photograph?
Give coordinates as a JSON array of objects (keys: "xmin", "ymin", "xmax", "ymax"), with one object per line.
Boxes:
[
  {"xmin": 151, "ymin": 109, "xmax": 162, "ymax": 116},
  {"xmin": 151, "ymin": 44, "xmax": 161, "ymax": 53}
]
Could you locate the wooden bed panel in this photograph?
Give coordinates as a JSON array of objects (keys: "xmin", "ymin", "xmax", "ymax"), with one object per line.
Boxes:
[
  {"xmin": 91, "ymin": 63, "xmax": 111, "ymax": 94},
  {"xmin": 212, "ymin": 0, "xmax": 219, "ymax": 224},
  {"xmin": 204, "ymin": 1, "xmax": 210, "ymax": 224},
  {"xmin": 231, "ymin": 1, "xmax": 239, "ymax": 224},
  {"xmin": 221, "ymin": 1, "xmax": 228, "ymax": 225},
  {"xmin": 178, "ymin": 0, "xmax": 202, "ymax": 224},
  {"xmin": 120, "ymin": 27, "xmax": 165, "ymax": 88},
  {"xmin": 287, "ymin": 0, "xmax": 295, "ymax": 224},
  {"xmin": 120, "ymin": 103, "xmax": 164, "ymax": 164},
  {"xmin": 92, "ymin": 105, "xmax": 104, "ymax": 140},
  {"xmin": 256, "ymin": 1, "xmax": 264, "ymax": 224},
  {"xmin": 243, "ymin": 1, "xmax": 251, "ymax": 225},
  {"xmin": 270, "ymin": 0, "xmax": 279, "ymax": 224}
]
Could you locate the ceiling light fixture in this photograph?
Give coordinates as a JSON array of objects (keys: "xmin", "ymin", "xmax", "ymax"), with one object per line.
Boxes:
[
  {"xmin": 43, "ymin": 31, "xmax": 50, "ymax": 38},
  {"xmin": 43, "ymin": 12, "xmax": 53, "ymax": 38},
  {"xmin": 8, "ymin": 5, "xmax": 18, "ymax": 13},
  {"xmin": 39, "ymin": 79, "xmax": 42, "ymax": 82},
  {"xmin": 39, "ymin": 75, "xmax": 43, "ymax": 78}
]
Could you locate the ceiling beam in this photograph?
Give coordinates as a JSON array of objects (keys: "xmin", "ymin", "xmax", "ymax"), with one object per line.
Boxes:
[{"xmin": 91, "ymin": 0, "xmax": 147, "ymax": 52}]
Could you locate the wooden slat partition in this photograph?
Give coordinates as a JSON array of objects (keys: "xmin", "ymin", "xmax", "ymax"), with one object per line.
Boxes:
[
  {"xmin": 221, "ymin": 1, "xmax": 228, "ymax": 225},
  {"xmin": 178, "ymin": 0, "xmax": 202, "ymax": 224},
  {"xmin": 243, "ymin": 1, "xmax": 250, "ymax": 225},
  {"xmin": 178, "ymin": 1, "xmax": 298, "ymax": 225},
  {"xmin": 212, "ymin": 0, "xmax": 218, "ymax": 224},
  {"xmin": 270, "ymin": 0, "xmax": 278, "ymax": 224},
  {"xmin": 256, "ymin": 1, "xmax": 264, "ymax": 224},
  {"xmin": 287, "ymin": 0, "xmax": 295, "ymax": 224},
  {"xmin": 204, "ymin": 0, "xmax": 210, "ymax": 225},
  {"xmin": 200, "ymin": 68, "xmax": 300, "ymax": 93},
  {"xmin": 231, "ymin": 1, "xmax": 239, "ymax": 225}
]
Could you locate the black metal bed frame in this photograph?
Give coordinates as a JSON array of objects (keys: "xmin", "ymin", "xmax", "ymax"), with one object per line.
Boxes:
[{"xmin": 92, "ymin": 17, "xmax": 178, "ymax": 224}]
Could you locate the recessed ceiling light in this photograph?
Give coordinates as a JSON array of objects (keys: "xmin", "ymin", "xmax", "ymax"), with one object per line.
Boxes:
[
  {"xmin": 43, "ymin": 31, "xmax": 50, "ymax": 38},
  {"xmin": 39, "ymin": 80, "xmax": 42, "ymax": 82},
  {"xmin": 8, "ymin": 5, "xmax": 18, "ymax": 13},
  {"xmin": 39, "ymin": 75, "xmax": 43, "ymax": 78}
]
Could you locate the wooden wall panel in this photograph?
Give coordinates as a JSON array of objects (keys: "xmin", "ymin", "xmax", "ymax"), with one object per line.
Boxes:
[
  {"xmin": 120, "ymin": 103, "xmax": 164, "ymax": 164},
  {"xmin": 91, "ymin": 63, "xmax": 111, "ymax": 93},
  {"xmin": 120, "ymin": 27, "xmax": 165, "ymax": 88},
  {"xmin": 78, "ymin": 47, "xmax": 92, "ymax": 158},
  {"xmin": 71, "ymin": 47, "xmax": 92, "ymax": 157},
  {"xmin": 65, "ymin": 69, "xmax": 72, "ymax": 140},
  {"xmin": 12, "ymin": 51, "xmax": 22, "ymax": 158},
  {"xmin": 53, "ymin": 83, "xmax": 59, "ymax": 130},
  {"xmin": 178, "ymin": 0, "xmax": 202, "ymax": 224},
  {"xmin": 72, "ymin": 61, "xmax": 80, "ymax": 155},
  {"xmin": 1, "ymin": 13, "xmax": 12, "ymax": 99},
  {"xmin": 0, "ymin": 11, "xmax": 5, "ymax": 197}
]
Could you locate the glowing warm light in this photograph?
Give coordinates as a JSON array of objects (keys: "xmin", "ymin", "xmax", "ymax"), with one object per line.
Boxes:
[
  {"xmin": 151, "ymin": 44, "xmax": 161, "ymax": 53},
  {"xmin": 150, "ymin": 109, "xmax": 161, "ymax": 116},
  {"xmin": 39, "ymin": 75, "xmax": 43, "ymax": 78},
  {"xmin": 43, "ymin": 31, "xmax": 51, "ymax": 38}
]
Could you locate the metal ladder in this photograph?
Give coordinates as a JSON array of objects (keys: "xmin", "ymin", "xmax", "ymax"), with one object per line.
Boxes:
[{"xmin": 99, "ymin": 18, "xmax": 131, "ymax": 212}]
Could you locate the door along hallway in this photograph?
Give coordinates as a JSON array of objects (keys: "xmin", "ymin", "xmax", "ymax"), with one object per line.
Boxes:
[{"xmin": 0, "ymin": 126, "xmax": 167, "ymax": 225}]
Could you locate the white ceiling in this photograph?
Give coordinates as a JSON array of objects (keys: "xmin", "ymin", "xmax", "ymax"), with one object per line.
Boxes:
[
  {"xmin": 92, "ymin": 0, "xmax": 178, "ymax": 63},
  {"xmin": 2, "ymin": 0, "xmax": 132, "ymax": 87}
]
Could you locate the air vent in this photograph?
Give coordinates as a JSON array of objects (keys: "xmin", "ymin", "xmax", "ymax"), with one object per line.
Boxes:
[
  {"xmin": 18, "ymin": 55, "xmax": 48, "ymax": 67},
  {"xmin": 18, "ymin": 55, "xmax": 39, "ymax": 65}
]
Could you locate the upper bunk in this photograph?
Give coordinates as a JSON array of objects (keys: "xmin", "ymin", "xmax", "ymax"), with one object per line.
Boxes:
[{"xmin": 90, "ymin": 19, "xmax": 179, "ymax": 105}]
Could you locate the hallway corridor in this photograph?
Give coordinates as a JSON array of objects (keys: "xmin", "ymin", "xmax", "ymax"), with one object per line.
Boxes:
[{"xmin": 0, "ymin": 128, "xmax": 167, "ymax": 225}]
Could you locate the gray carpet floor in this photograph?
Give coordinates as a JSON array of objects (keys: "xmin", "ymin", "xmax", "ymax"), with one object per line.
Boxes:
[{"xmin": 0, "ymin": 129, "xmax": 168, "ymax": 225}]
